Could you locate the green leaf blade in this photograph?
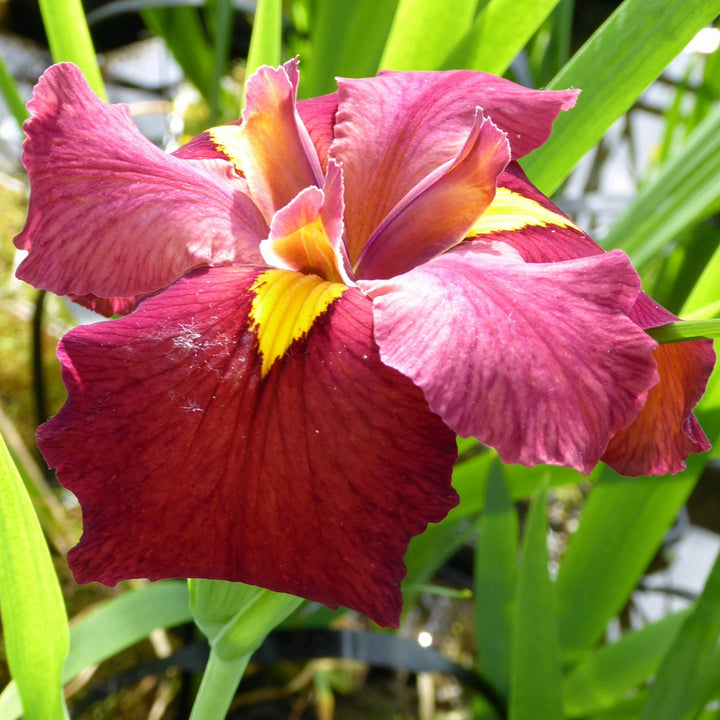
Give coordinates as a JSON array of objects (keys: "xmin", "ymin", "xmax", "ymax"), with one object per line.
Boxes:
[
  {"xmin": 37, "ymin": 0, "xmax": 105, "ymax": 98},
  {"xmin": 441, "ymin": 0, "xmax": 562, "ymax": 74},
  {"xmin": 556, "ymin": 469, "xmax": 698, "ymax": 656},
  {"xmin": 521, "ymin": 0, "xmax": 720, "ymax": 195},
  {"xmin": 509, "ymin": 487, "xmax": 563, "ymax": 720},
  {"xmin": 379, "ymin": 0, "xmax": 479, "ymax": 71},
  {"xmin": 475, "ymin": 461, "xmax": 518, "ymax": 698},
  {"xmin": 640, "ymin": 549, "xmax": 720, "ymax": 720},
  {"xmin": 0, "ymin": 433, "xmax": 69, "ymax": 720},
  {"xmin": 245, "ymin": 0, "xmax": 282, "ymax": 84}
]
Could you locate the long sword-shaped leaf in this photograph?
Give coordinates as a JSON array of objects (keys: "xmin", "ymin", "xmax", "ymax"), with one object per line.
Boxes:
[
  {"xmin": 440, "ymin": 0, "xmax": 561, "ymax": 74},
  {"xmin": 563, "ymin": 609, "xmax": 690, "ymax": 717},
  {"xmin": 379, "ymin": 0, "xmax": 479, "ymax": 71},
  {"xmin": 640, "ymin": 548, "xmax": 720, "ymax": 720},
  {"xmin": 37, "ymin": 0, "xmax": 105, "ymax": 98},
  {"xmin": 301, "ymin": 0, "xmax": 400, "ymax": 98},
  {"xmin": 603, "ymin": 104, "xmax": 720, "ymax": 267},
  {"xmin": 0, "ymin": 581, "xmax": 191, "ymax": 720},
  {"xmin": 521, "ymin": 0, "xmax": 720, "ymax": 195},
  {"xmin": 556, "ymin": 467, "xmax": 700, "ymax": 657},
  {"xmin": 509, "ymin": 487, "xmax": 563, "ymax": 720},
  {"xmin": 475, "ymin": 462, "xmax": 518, "ymax": 699},
  {"xmin": 245, "ymin": 0, "xmax": 281, "ymax": 85},
  {"xmin": 0, "ymin": 433, "xmax": 68, "ymax": 720}
]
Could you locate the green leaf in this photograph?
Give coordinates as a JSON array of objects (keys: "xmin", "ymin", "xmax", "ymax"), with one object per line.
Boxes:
[
  {"xmin": 141, "ymin": 6, "xmax": 214, "ymax": 104},
  {"xmin": 603, "ymin": 104, "xmax": 720, "ymax": 267},
  {"xmin": 300, "ymin": 0, "xmax": 401, "ymax": 97},
  {"xmin": 521, "ymin": 0, "xmax": 720, "ymax": 195},
  {"xmin": 0, "ymin": 581, "xmax": 191, "ymax": 720},
  {"xmin": 647, "ymin": 319, "xmax": 720, "ymax": 344},
  {"xmin": 475, "ymin": 461, "xmax": 518, "ymax": 698},
  {"xmin": 245, "ymin": 0, "xmax": 282, "ymax": 86},
  {"xmin": 682, "ymin": 231, "xmax": 720, "ymax": 318},
  {"xmin": 440, "ymin": 0, "xmax": 562, "ymax": 74},
  {"xmin": 0, "ymin": 51, "xmax": 29, "ymax": 129},
  {"xmin": 207, "ymin": 0, "xmax": 235, "ymax": 123},
  {"xmin": 556, "ymin": 467, "xmax": 699, "ymax": 657},
  {"xmin": 563, "ymin": 609, "xmax": 690, "ymax": 716},
  {"xmin": 37, "ymin": 0, "xmax": 105, "ymax": 99},
  {"xmin": 509, "ymin": 487, "xmax": 563, "ymax": 720},
  {"xmin": 379, "ymin": 0, "xmax": 479, "ymax": 71},
  {"xmin": 640, "ymin": 548, "xmax": 720, "ymax": 720},
  {"xmin": 0, "ymin": 433, "xmax": 68, "ymax": 720}
]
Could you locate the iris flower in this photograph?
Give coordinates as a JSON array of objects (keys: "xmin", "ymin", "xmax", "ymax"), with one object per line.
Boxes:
[{"xmin": 15, "ymin": 60, "xmax": 714, "ymax": 626}]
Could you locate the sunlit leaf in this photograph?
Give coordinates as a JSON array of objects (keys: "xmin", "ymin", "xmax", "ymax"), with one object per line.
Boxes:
[
  {"xmin": 603, "ymin": 104, "xmax": 720, "ymax": 267},
  {"xmin": 522, "ymin": 0, "xmax": 720, "ymax": 194},
  {"xmin": 37, "ymin": 0, "xmax": 105, "ymax": 98},
  {"xmin": 379, "ymin": 0, "xmax": 479, "ymax": 71},
  {"xmin": 0, "ymin": 433, "xmax": 68, "ymax": 720},
  {"xmin": 0, "ymin": 582, "xmax": 191, "ymax": 720},
  {"xmin": 440, "ymin": 0, "xmax": 561, "ymax": 73}
]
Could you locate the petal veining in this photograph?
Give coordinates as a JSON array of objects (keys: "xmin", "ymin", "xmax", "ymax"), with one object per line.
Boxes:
[
  {"xmin": 39, "ymin": 267, "xmax": 458, "ymax": 627},
  {"xmin": 14, "ymin": 63, "xmax": 267, "ymax": 302},
  {"xmin": 361, "ymin": 244, "xmax": 660, "ymax": 474},
  {"xmin": 225, "ymin": 59, "xmax": 324, "ymax": 222},
  {"xmin": 354, "ymin": 112, "xmax": 510, "ymax": 279},
  {"xmin": 331, "ymin": 71, "xmax": 577, "ymax": 256}
]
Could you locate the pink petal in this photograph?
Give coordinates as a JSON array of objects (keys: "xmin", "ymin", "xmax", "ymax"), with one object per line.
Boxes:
[
  {"xmin": 228, "ymin": 59, "xmax": 324, "ymax": 222},
  {"xmin": 331, "ymin": 72, "xmax": 577, "ymax": 259},
  {"xmin": 361, "ymin": 244, "xmax": 659, "ymax": 474},
  {"xmin": 297, "ymin": 91, "xmax": 339, "ymax": 174},
  {"xmin": 14, "ymin": 63, "xmax": 267, "ymax": 301},
  {"xmin": 472, "ymin": 163, "xmax": 715, "ymax": 473},
  {"xmin": 354, "ymin": 112, "xmax": 509, "ymax": 279},
  {"xmin": 601, "ymin": 296, "xmax": 715, "ymax": 475},
  {"xmin": 40, "ymin": 266, "xmax": 457, "ymax": 627}
]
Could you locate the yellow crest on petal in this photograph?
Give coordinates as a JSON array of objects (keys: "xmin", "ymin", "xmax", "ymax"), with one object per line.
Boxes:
[
  {"xmin": 249, "ymin": 269, "xmax": 347, "ymax": 377},
  {"xmin": 208, "ymin": 125, "xmax": 244, "ymax": 174},
  {"xmin": 468, "ymin": 187, "xmax": 580, "ymax": 236}
]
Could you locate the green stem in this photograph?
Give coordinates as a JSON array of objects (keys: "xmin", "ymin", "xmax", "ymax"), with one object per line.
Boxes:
[{"xmin": 189, "ymin": 649, "xmax": 251, "ymax": 720}]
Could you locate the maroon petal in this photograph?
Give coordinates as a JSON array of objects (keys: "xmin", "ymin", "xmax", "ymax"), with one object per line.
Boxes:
[
  {"xmin": 40, "ymin": 266, "xmax": 457, "ymax": 627},
  {"xmin": 15, "ymin": 63, "xmax": 267, "ymax": 302}
]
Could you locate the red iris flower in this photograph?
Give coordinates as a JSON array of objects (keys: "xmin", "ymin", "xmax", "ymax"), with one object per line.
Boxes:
[{"xmin": 15, "ymin": 60, "xmax": 714, "ymax": 626}]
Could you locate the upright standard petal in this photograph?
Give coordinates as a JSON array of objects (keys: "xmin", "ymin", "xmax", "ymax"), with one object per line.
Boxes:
[
  {"xmin": 361, "ymin": 244, "xmax": 659, "ymax": 474},
  {"xmin": 15, "ymin": 63, "xmax": 267, "ymax": 302},
  {"xmin": 354, "ymin": 112, "xmax": 510, "ymax": 279},
  {"xmin": 39, "ymin": 267, "xmax": 458, "ymax": 627},
  {"xmin": 208, "ymin": 59, "xmax": 324, "ymax": 223},
  {"xmin": 331, "ymin": 72, "xmax": 577, "ymax": 260}
]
